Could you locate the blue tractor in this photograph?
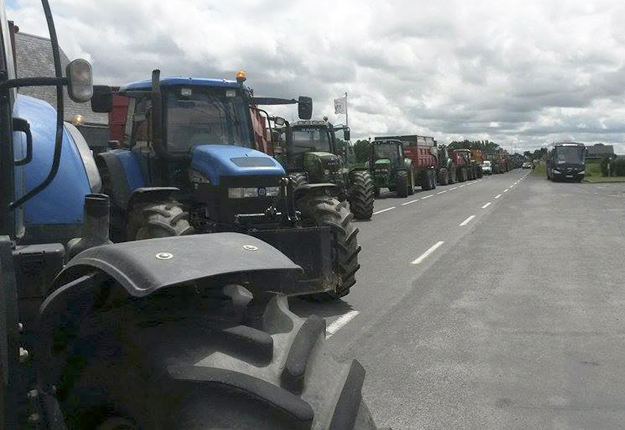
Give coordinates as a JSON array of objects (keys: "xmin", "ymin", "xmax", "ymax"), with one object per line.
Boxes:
[
  {"xmin": 93, "ymin": 70, "xmax": 361, "ymax": 299},
  {"xmin": 1, "ymin": 2, "xmax": 384, "ymax": 429}
]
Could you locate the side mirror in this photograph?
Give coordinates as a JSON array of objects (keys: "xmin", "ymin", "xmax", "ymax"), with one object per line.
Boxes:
[
  {"xmin": 274, "ymin": 146, "xmax": 285, "ymax": 155},
  {"xmin": 66, "ymin": 59, "xmax": 93, "ymax": 103},
  {"xmin": 91, "ymin": 85, "xmax": 113, "ymax": 113},
  {"xmin": 298, "ymin": 96, "xmax": 313, "ymax": 120},
  {"xmin": 274, "ymin": 116, "xmax": 286, "ymax": 127},
  {"xmin": 343, "ymin": 127, "xmax": 351, "ymax": 141}
]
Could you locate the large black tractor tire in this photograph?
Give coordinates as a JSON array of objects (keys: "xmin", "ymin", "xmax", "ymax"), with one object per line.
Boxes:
[
  {"xmin": 348, "ymin": 171, "xmax": 375, "ymax": 220},
  {"xmin": 467, "ymin": 167, "xmax": 474, "ymax": 181},
  {"xmin": 290, "ymin": 172, "xmax": 309, "ymax": 189},
  {"xmin": 430, "ymin": 169, "xmax": 437, "ymax": 189},
  {"xmin": 420, "ymin": 170, "xmax": 432, "ymax": 191},
  {"xmin": 373, "ymin": 185, "xmax": 380, "ymax": 197},
  {"xmin": 396, "ymin": 170, "xmax": 410, "ymax": 197},
  {"xmin": 439, "ymin": 168, "xmax": 449, "ymax": 186},
  {"xmin": 408, "ymin": 169, "xmax": 416, "ymax": 195},
  {"xmin": 298, "ymin": 196, "xmax": 361, "ymax": 300},
  {"xmin": 127, "ymin": 200, "xmax": 194, "ymax": 240},
  {"xmin": 448, "ymin": 167, "xmax": 457, "ymax": 184},
  {"xmin": 60, "ymin": 288, "xmax": 382, "ymax": 430},
  {"xmin": 458, "ymin": 167, "xmax": 467, "ymax": 182},
  {"xmin": 476, "ymin": 167, "xmax": 483, "ymax": 178}
]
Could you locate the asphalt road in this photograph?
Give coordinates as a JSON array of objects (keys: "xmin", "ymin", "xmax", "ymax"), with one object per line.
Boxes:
[{"xmin": 291, "ymin": 169, "xmax": 625, "ymax": 429}]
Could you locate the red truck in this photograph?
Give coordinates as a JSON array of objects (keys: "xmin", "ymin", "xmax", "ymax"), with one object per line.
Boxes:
[
  {"xmin": 376, "ymin": 135, "xmax": 439, "ymax": 190},
  {"xmin": 451, "ymin": 149, "xmax": 478, "ymax": 181}
]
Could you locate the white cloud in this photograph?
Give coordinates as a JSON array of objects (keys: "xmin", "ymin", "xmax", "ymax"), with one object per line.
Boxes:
[{"xmin": 8, "ymin": 0, "xmax": 625, "ymax": 153}]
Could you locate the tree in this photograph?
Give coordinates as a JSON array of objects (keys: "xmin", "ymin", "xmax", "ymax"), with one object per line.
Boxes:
[{"xmin": 353, "ymin": 139, "xmax": 371, "ymax": 163}]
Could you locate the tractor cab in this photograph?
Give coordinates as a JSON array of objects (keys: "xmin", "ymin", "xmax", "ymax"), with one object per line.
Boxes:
[
  {"xmin": 276, "ymin": 120, "xmax": 349, "ymax": 183},
  {"xmin": 371, "ymin": 139, "xmax": 403, "ymax": 168}
]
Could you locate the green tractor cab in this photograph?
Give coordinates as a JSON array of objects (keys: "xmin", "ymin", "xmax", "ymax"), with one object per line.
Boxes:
[
  {"xmin": 275, "ymin": 120, "xmax": 375, "ymax": 220},
  {"xmin": 369, "ymin": 139, "xmax": 416, "ymax": 197}
]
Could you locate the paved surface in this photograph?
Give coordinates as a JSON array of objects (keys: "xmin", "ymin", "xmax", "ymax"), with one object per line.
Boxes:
[{"xmin": 291, "ymin": 169, "xmax": 625, "ymax": 429}]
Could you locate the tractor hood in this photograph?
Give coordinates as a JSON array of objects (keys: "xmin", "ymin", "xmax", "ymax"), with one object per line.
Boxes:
[{"xmin": 190, "ymin": 145, "xmax": 285, "ymax": 186}]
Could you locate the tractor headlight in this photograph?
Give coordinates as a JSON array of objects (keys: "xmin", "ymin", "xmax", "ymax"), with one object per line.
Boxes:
[
  {"xmin": 265, "ymin": 186, "xmax": 280, "ymax": 196},
  {"xmin": 228, "ymin": 188, "xmax": 245, "ymax": 199}
]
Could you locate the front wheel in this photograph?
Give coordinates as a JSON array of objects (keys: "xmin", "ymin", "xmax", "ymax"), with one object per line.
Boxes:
[
  {"xmin": 127, "ymin": 199, "xmax": 194, "ymax": 240},
  {"xmin": 298, "ymin": 196, "xmax": 361, "ymax": 300},
  {"xmin": 349, "ymin": 171, "xmax": 375, "ymax": 220}
]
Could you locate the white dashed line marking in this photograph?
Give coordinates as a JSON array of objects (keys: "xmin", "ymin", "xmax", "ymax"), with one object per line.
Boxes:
[
  {"xmin": 401, "ymin": 199, "xmax": 419, "ymax": 206},
  {"xmin": 495, "ymin": 194, "xmax": 502, "ymax": 199},
  {"xmin": 411, "ymin": 241, "xmax": 445, "ymax": 265},
  {"xmin": 326, "ymin": 310, "xmax": 359, "ymax": 338},
  {"xmin": 422, "ymin": 195, "xmax": 433, "ymax": 199},
  {"xmin": 373, "ymin": 207, "xmax": 396, "ymax": 215},
  {"xmin": 450, "ymin": 187, "xmax": 458, "ymax": 190},
  {"xmin": 482, "ymin": 202, "xmax": 492, "ymax": 209},
  {"xmin": 458, "ymin": 185, "xmax": 466, "ymax": 188},
  {"xmin": 503, "ymin": 188, "xmax": 509, "ymax": 192},
  {"xmin": 460, "ymin": 215, "xmax": 476, "ymax": 226},
  {"xmin": 437, "ymin": 190, "xmax": 447, "ymax": 194}
]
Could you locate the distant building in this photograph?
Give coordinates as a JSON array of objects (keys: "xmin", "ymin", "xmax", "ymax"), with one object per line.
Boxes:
[
  {"xmin": 586, "ymin": 143, "xmax": 615, "ymax": 160},
  {"xmin": 14, "ymin": 30, "xmax": 109, "ymax": 148}
]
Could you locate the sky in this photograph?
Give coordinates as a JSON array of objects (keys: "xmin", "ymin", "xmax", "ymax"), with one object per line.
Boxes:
[{"xmin": 7, "ymin": 0, "xmax": 625, "ymax": 153}]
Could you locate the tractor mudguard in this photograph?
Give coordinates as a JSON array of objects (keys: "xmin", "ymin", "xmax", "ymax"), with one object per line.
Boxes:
[
  {"xmin": 294, "ymin": 182, "xmax": 338, "ymax": 198},
  {"xmin": 127, "ymin": 187, "xmax": 180, "ymax": 210},
  {"xmin": 52, "ymin": 233, "xmax": 302, "ymax": 298},
  {"xmin": 98, "ymin": 149, "xmax": 146, "ymax": 210}
]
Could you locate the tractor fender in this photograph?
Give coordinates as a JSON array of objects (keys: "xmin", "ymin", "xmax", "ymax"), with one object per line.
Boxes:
[
  {"xmin": 37, "ymin": 233, "xmax": 302, "ymax": 388},
  {"xmin": 97, "ymin": 149, "xmax": 146, "ymax": 210},
  {"xmin": 127, "ymin": 187, "xmax": 180, "ymax": 211},
  {"xmin": 52, "ymin": 233, "xmax": 302, "ymax": 298},
  {"xmin": 294, "ymin": 182, "xmax": 338, "ymax": 198}
]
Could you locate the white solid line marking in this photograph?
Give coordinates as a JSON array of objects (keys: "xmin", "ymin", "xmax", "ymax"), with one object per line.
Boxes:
[
  {"xmin": 401, "ymin": 199, "xmax": 419, "ymax": 206},
  {"xmin": 373, "ymin": 207, "xmax": 395, "ymax": 215},
  {"xmin": 422, "ymin": 195, "xmax": 433, "ymax": 199},
  {"xmin": 495, "ymin": 194, "xmax": 501, "ymax": 199},
  {"xmin": 459, "ymin": 215, "xmax": 476, "ymax": 226},
  {"xmin": 482, "ymin": 202, "xmax": 492, "ymax": 209},
  {"xmin": 450, "ymin": 187, "xmax": 458, "ymax": 190},
  {"xmin": 437, "ymin": 190, "xmax": 447, "ymax": 194},
  {"xmin": 326, "ymin": 310, "xmax": 359, "ymax": 338},
  {"xmin": 411, "ymin": 241, "xmax": 445, "ymax": 265}
]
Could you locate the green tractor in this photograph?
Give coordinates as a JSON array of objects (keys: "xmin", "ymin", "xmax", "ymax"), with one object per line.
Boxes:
[
  {"xmin": 275, "ymin": 120, "xmax": 375, "ymax": 220},
  {"xmin": 368, "ymin": 139, "xmax": 416, "ymax": 197}
]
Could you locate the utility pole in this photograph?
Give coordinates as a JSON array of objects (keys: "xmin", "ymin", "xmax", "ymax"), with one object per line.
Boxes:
[{"xmin": 345, "ymin": 92, "xmax": 348, "ymax": 129}]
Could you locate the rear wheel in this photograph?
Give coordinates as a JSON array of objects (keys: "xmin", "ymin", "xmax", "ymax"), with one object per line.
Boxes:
[
  {"xmin": 298, "ymin": 196, "xmax": 361, "ymax": 300},
  {"xmin": 458, "ymin": 167, "xmax": 466, "ymax": 182},
  {"xmin": 348, "ymin": 171, "xmax": 375, "ymax": 220},
  {"xmin": 439, "ymin": 168, "xmax": 449, "ymax": 185},
  {"xmin": 476, "ymin": 167, "xmax": 483, "ymax": 178},
  {"xmin": 396, "ymin": 170, "xmax": 410, "ymax": 197},
  {"xmin": 449, "ymin": 166, "xmax": 457, "ymax": 184},
  {"xmin": 430, "ymin": 169, "xmax": 437, "ymax": 189},
  {"xmin": 408, "ymin": 169, "xmax": 416, "ymax": 195},
  {"xmin": 127, "ymin": 200, "xmax": 194, "ymax": 240},
  {"xmin": 420, "ymin": 170, "xmax": 432, "ymax": 190},
  {"xmin": 60, "ymin": 289, "xmax": 382, "ymax": 430}
]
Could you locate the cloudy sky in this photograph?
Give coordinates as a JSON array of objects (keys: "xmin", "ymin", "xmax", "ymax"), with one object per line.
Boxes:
[{"xmin": 7, "ymin": 0, "xmax": 625, "ymax": 153}]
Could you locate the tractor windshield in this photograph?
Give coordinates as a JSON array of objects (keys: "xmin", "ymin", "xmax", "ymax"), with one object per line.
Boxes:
[
  {"xmin": 290, "ymin": 127, "xmax": 332, "ymax": 154},
  {"xmin": 165, "ymin": 87, "xmax": 253, "ymax": 152},
  {"xmin": 373, "ymin": 143, "xmax": 399, "ymax": 162}
]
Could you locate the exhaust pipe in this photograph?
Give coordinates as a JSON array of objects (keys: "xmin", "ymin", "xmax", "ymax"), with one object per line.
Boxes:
[{"xmin": 67, "ymin": 193, "xmax": 113, "ymax": 260}]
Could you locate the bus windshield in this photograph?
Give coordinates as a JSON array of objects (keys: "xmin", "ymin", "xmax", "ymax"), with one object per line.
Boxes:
[
  {"xmin": 165, "ymin": 87, "xmax": 253, "ymax": 152},
  {"xmin": 555, "ymin": 146, "xmax": 584, "ymax": 164},
  {"xmin": 290, "ymin": 127, "xmax": 331, "ymax": 154}
]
